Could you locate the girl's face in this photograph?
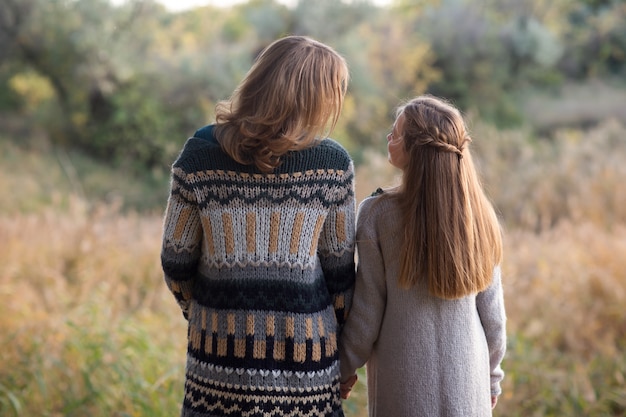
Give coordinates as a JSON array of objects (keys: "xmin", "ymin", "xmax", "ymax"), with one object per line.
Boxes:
[{"xmin": 387, "ymin": 113, "xmax": 408, "ymax": 169}]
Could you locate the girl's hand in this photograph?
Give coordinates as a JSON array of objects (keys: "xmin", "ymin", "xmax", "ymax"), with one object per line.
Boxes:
[
  {"xmin": 340, "ymin": 375, "xmax": 358, "ymax": 399},
  {"xmin": 491, "ymin": 395, "xmax": 498, "ymax": 409}
]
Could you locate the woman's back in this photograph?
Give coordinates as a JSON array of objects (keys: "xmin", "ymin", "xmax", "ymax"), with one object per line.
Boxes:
[{"xmin": 161, "ymin": 126, "xmax": 356, "ymax": 416}]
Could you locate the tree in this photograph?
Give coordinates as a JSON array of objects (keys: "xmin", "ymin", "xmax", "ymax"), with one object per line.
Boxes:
[{"xmin": 0, "ymin": 0, "xmax": 153, "ymax": 147}]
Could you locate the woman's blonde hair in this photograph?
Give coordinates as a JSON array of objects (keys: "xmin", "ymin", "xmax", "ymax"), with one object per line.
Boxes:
[
  {"xmin": 214, "ymin": 35, "xmax": 349, "ymax": 172},
  {"xmin": 391, "ymin": 95, "xmax": 503, "ymax": 299}
]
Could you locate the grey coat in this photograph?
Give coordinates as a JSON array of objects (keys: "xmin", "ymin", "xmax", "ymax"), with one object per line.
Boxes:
[{"xmin": 339, "ymin": 195, "xmax": 506, "ymax": 417}]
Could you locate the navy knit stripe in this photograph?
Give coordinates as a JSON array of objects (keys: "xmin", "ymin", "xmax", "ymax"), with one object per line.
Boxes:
[
  {"xmin": 192, "ymin": 124, "xmax": 219, "ymax": 142},
  {"xmin": 178, "ymin": 125, "xmax": 353, "ymax": 174},
  {"xmin": 161, "ymin": 258, "xmax": 198, "ymax": 281},
  {"xmin": 176, "ymin": 143, "xmax": 352, "ymax": 173},
  {"xmin": 320, "ymin": 256, "xmax": 357, "ymax": 293},
  {"xmin": 192, "ymin": 274, "xmax": 332, "ymax": 313}
]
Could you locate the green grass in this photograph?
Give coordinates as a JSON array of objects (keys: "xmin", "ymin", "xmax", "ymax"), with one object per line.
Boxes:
[
  {"xmin": 0, "ymin": 139, "xmax": 170, "ymax": 215},
  {"xmin": 0, "ymin": 306, "xmax": 186, "ymax": 416}
]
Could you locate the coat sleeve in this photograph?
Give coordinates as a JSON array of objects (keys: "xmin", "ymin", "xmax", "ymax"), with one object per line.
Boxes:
[
  {"xmin": 339, "ymin": 197, "xmax": 387, "ymax": 381},
  {"xmin": 160, "ymin": 164, "xmax": 203, "ymax": 320},
  {"xmin": 318, "ymin": 161, "xmax": 356, "ymax": 333},
  {"xmin": 476, "ymin": 265, "xmax": 507, "ymax": 396}
]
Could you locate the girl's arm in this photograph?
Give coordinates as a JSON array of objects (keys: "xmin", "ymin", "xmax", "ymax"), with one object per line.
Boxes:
[
  {"xmin": 477, "ymin": 265, "xmax": 507, "ymax": 399},
  {"xmin": 339, "ymin": 197, "xmax": 387, "ymax": 383}
]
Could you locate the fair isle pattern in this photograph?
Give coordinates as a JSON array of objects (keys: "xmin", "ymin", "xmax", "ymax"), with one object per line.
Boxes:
[
  {"xmin": 184, "ymin": 357, "xmax": 342, "ymax": 417},
  {"xmin": 185, "ymin": 305, "xmax": 339, "ymax": 368},
  {"xmin": 166, "ymin": 167, "xmax": 353, "ymax": 269},
  {"xmin": 161, "ymin": 125, "xmax": 355, "ymax": 417}
]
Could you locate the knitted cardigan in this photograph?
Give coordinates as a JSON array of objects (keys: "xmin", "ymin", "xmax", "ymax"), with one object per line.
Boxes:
[
  {"xmin": 339, "ymin": 195, "xmax": 507, "ymax": 417},
  {"xmin": 161, "ymin": 125, "xmax": 356, "ymax": 417}
]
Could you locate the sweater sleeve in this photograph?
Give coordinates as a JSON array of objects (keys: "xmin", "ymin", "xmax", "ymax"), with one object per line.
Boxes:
[
  {"xmin": 318, "ymin": 161, "xmax": 356, "ymax": 333},
  {"xmin": 476, "ymin": 265, "xmax": 507, "ymax": 396},
  {"xmin": 160, "ymin": 163, "xmax": 203, "ymax": 320},
  {"xmin": 338, "ymin": 197, "xmax": 386, "ymax": 381}
]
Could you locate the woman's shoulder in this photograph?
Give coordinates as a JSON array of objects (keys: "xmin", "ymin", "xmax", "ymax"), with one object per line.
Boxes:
[
  {"xmin": 279, "ymin": 137, "xmax": 353, "ymax": 174},
  {"xmin": 192, "ymin": 124, "xmax": 220, "ymax": 143},
  {"xmin": 313, "ymin": 138, "xmax": 353, "ymax": 167},
  {"xmin": 173, "ymin": 124, "xmax": 224, "ymax": 168},
  {"xmin": 317, "ymin": 137, "xmax": 348, "ymax": 153}
]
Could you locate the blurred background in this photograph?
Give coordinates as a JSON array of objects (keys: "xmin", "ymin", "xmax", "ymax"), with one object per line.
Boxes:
[{"xmin": 0, "ymin": 0, "xmax": 625, "ymax": 415}]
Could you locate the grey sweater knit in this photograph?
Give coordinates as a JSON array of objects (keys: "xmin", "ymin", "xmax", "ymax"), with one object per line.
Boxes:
[{"xmin": 339, "ymin": 195, "xmax": 506, "ymax": 417}]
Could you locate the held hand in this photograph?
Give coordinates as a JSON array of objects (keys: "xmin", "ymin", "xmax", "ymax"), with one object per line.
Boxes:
[
  {"xmin": 340, "ymin": 375, "xmax": 358, "ymax": 399},
  {"xmin": 491, "ymin": 395, "xmax": 498, "ymax": 409}
]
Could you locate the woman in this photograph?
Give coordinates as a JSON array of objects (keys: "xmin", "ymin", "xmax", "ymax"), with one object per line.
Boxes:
[
  {"xmin": 161, "ymin": 36, "xmax": 356, "ymax": 417},
  {"xmin": 339, "ymin": 95, "xmax": 506, "ymax": 416}
]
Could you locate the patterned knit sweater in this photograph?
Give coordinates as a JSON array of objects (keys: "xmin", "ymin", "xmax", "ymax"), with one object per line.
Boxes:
[{"xmin": 161, "ymin": 125, "xmax": 356, "ymax": 417}]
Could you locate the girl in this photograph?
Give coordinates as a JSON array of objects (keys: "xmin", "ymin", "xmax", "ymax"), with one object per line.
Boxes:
[{"xmin": 339, "ymin": 95, "xmax": 506, "ymax": 416}]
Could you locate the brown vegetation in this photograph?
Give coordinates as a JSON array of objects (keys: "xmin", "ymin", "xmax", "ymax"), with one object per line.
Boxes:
[{"xmin": 1, "ymin": 120, "xmax": 625, "ymax": 416}]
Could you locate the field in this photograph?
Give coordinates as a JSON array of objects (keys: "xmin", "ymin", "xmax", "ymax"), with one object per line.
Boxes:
[{"xmin": 1, "ymin": 118, "xmax": 626, "ymax": 416}]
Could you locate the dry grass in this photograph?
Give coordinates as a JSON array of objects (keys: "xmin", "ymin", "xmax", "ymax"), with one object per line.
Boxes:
[
  {"xmin": 497, "ymin": 223, "xmax": 626, "ymax": 416},
  {"xmin": 0, "ymin": 198, "xmax": 186, "ymax": 416},
  {"xmin": 2, "ymin": 198, "xmax": 624, "ymax": 416},
  {"xmin": 1, "ymin": 118, "xmax": 626, "ymax": 416}
]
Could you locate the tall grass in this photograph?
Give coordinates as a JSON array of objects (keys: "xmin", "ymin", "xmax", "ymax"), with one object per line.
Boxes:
[
  {"xmin": 498, "ymin": 223, "xmax": 626, "ymax": 417},
  {"xmin": 473, "ymin": 118, "xmax": 626, "ymax": 232},
  {"xmin": 1, "ymin": 119, "xmax": 625, "ymax": 416},
  {"xmin": 0, "ymin": 197, "xmax": 186, "ymax": 416}
]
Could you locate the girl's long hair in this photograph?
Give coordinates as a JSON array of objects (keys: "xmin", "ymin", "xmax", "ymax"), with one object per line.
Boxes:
[
  {"xmin": 391, "ymin": 95, "xmax": 502, "ymax": 299},
  {"xmin": 214, "ymin": 36, "xmax": 349, "ymax": 172}
]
